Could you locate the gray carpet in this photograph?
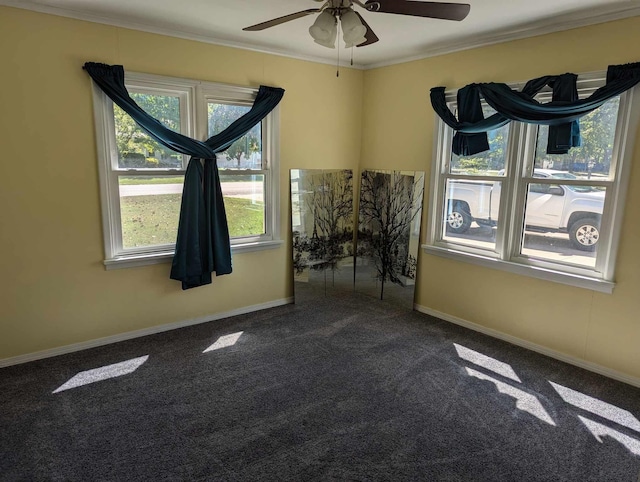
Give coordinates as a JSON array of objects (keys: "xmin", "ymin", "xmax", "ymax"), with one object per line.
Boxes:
[{"xmin": 2, "ymin": 284, "xmax": 640, "ymax": 481}]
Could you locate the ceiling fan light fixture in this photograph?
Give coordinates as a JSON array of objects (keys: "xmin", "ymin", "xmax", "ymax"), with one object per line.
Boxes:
[
  {"xmin": 313, "ymin": 29, "xmax": 337, "ymax": 49},
  {"xmin": 244, "ymin": 1, "xmax": 470, "ymax": 52},
  {"xmin": 309, "ymin": 10, "xmax": 337, "ymax": 48},
  {"xmin": 340, "ymin": 9, "xmax": 367, "ymax": 47},
  {"xmin": 344, "ymin": 36, "xmax": 367, "ymax": 48}
]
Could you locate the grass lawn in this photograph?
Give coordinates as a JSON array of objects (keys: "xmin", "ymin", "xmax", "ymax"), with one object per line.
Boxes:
[{"xmin": 121, "ymin": 194, "xmax": 264, "ymax": 248}]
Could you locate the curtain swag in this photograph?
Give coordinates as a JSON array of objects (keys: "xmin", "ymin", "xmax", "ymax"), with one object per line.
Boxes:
[
  {"xmin": 83, "ymin": 62, "xmax": 285, "ymax": 290},
  {"xmin": 430, "ymin": 62, "xmax": 640, "ymax": 156}
]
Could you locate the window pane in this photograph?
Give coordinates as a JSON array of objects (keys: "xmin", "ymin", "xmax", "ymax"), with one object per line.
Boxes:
[
  {"xmin": 533, "ymin": 97, "xmax": 620, "ymax": 180},
  {"xmin": 520, "ymin": 183, "xmax": 604, "ymax": 268},
  {"xmin": 450, "ymin": 105, "xmax": 510, "ymax": 176},
  {"xmin": 114, "ymin": 93, "xmax": 183, "ymax": 169},
  {"xmin": 442, "ymin": 179, "xmax": 501, "ymax": 251},
  {"xmin": 119, "ymin": 176, "xmax": 184, "ymax": 248},
  {"xmin": 220, "ymin": 174, "xmax": 265, "ymax": 237},
  {"xmin": 208, "ymin": 103, "xmax": 262, "ymax": 170}
]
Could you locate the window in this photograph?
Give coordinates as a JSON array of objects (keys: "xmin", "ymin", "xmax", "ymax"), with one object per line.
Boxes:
[
  {"xmin": 425, "ymin": 73, "xmax": 640, "ymax": 292},
  {"xmin": 92, "ymin": 72, "xmax": 280, "ymax": 269}
]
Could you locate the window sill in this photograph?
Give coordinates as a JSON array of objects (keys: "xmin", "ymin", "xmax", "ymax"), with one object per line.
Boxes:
[
  {"xmin": 422, "ymin": 244, "xmax": 615, "ymax": 294},
  {"xmin": 104, "ymin": 240, "xmax": 284, "ymax": 270}
]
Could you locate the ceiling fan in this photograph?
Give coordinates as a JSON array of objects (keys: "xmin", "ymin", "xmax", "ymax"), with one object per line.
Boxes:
[{"xmin": 243, "ymin": 0, "xmax": 471, "ymax": 49}]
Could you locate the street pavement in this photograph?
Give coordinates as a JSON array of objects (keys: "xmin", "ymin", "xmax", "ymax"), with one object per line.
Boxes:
[{"xmin": 119, "ymin": 182, "xmax": 263, "ymax": 200}]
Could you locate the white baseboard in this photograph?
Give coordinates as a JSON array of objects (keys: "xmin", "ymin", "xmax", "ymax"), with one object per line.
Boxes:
[
  {"xmin": 414, "ymin": 304, "xmax": 640, "ymax": 389},
  {"xmin": 0, "ymin": 297, "xmax": 294, "ymax": 368}
]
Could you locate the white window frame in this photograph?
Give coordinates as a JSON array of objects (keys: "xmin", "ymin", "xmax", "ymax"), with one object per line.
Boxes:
[
  {"xmin": 423, "ymin": 72, "xmax": 640, "ymax": 293},
  {"xmin": 92, "ymin": 72, "xmax": 281, "ymax": 270}
]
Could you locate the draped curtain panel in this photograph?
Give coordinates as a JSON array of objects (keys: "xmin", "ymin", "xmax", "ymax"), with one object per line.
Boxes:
[
  {"xmin": 84, "ymin": 62, "xmax": 285, "ymax": 289},
  {"xmin": 431, "ymin": 62, "xmax": 640, "ymax": 156}
]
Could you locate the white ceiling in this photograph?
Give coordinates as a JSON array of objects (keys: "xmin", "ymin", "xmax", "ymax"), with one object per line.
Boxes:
[{"xmin": 5, "ymin": 0, "xmax": 640, "ymax": 68}]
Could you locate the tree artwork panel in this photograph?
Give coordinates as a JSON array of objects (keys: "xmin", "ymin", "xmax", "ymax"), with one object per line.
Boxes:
[
  {"xmin": 290, "ymin": 169, "xmax": 354, "ymax": 295},
  {"xmin": 356, "ymin": 170, "xmax": 425, "ymax": 307}
]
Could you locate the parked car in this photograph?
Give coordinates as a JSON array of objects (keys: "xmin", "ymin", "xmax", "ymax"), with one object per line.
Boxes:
[{"xmin": 446, "ymin": 169, "xmax": 603, "ymax": 251}]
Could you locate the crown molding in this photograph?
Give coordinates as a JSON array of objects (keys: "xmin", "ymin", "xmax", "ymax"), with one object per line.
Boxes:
[
  {"xmin": 0, "ymin": 1, "xmax": 367, "ymax": 69},
  {"xmin": 366, "ymin": 4, "xmax": 640, "ymax": 69},
  {"xmin": 1, "ymin": 1, "xmax": 639, "ymax": 70}
]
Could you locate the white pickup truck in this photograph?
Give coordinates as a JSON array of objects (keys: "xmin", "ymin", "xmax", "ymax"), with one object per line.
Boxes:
[{"xmin": 446, "ymin": 169, "xmax": 604, "ymax": 251}]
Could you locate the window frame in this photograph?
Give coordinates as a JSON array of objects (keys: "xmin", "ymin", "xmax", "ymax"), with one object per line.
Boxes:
[
  {"xmin": 424, "ymin": 71, "xmax": 640, "ymax": 293},
  {"xmin": 92, "ymin": 71, "xmax": 281, "ymax": 270}
]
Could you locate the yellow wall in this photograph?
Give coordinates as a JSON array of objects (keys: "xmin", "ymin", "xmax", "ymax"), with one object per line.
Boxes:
[
  {"xmin": 1, "ymin": 5, "xmax": 639, "ymax": 383},
  {"xmin": 0, "ymin": 7, "xmax": 363, "ymax": 359},
  {"xmin": 361, "ymin": 17, "xmax": 640, "ymax": 380}
]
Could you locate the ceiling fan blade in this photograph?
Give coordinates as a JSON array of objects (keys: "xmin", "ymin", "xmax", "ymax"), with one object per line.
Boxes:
[
  {"xmin": 364, "ymin": 0, "xmax": 470, "ymax": 21},
  {"xmin": 353, "ymin": 12, "xmax": 379, "ymax": 47},
  {"xmin": 243, "ymin": 9, "xmax": 321, "ymax": 31}
]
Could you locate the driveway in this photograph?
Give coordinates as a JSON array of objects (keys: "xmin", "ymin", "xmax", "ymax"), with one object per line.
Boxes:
[{"xmin": 445, "ymin": 223, "xmax": 597, "ymax": 268}]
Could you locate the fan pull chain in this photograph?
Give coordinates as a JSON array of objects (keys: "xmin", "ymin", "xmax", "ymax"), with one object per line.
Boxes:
[
  {"xmin": 336, "ymin": 20, "xmax": 340, "ymax": 78},
  {"xmin": 351, "ymin": 46, "xmax": 354, "ymax": 66}
]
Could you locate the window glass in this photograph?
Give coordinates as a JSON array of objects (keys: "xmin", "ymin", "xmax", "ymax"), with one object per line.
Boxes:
[
  {"xmin": 427, "ymin": 79, "xmax": 634, "ymax": 289},
  {"xmin": 118, "ymin": 176, "xmax": 184, "ymax": 248},
  {"xmin": 450, "ymin": 107, "xmax": 510, "ymax": 177},
  {"xmin": 533, "ymin": 97, "xmax": 620, "ymax": 180},
  {"xmin": 118, "ymin": 173, "xmax": 268, "ymax": 247},
  {"xmin": 443, "ymin": 179, "xmax": 502, "ymax": 251},
  {"xmin": 93, "ymin": 73, "xmax": 278, "ymax": 264},
  {"xmin": 519, "ymin": 183, "xmax": 604, "ymax": 268},
  {"xmin": 220, "ymin": 173, "xmax": 265, "ymax": 237},
  {"xmin": 114, "ymin": 93, "xmax": 183, "ymax": 169},
  {"xmin": 208, "ymin": 103, "xmax": 262, "ymax": 170}
]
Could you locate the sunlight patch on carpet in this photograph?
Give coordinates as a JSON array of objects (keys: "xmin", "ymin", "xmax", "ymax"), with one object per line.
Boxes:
[
  {"xmin": 466, "ymin": 367, "xmax": 556, "ymax": 426},
  {"xmin": 53, "ymin": 355, "xmax": 149, "ymax": 393},
  {"xmin": 454, "ymin": 343, "xmax": 521, "ymax": 383},
  {"xmin": 203, "ymin": 332, "xmax": 243, "ymax": 352},
  {"xmin": 578, "ymin": 415, "xmax": 640, "ymax": 456},
  {"xmin": 550, "ymin": 381, "xmax": 640, "ymax": 433}
]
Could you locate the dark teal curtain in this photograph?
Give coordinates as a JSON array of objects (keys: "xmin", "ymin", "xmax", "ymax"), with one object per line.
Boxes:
[
  {"xmin": 430, "ymin": 62, "xmax": 640, "ymax": 156},
  {"xmin": 452, "ymin": 85, "xmax": 490, "ymax": 156},
  {"xmin": 84, "ymin": 62, "xmax": 285, "ymax": 290},
  {"xmin": 545, "ymin": 74, "xmax": 580, "ymax": 154}
]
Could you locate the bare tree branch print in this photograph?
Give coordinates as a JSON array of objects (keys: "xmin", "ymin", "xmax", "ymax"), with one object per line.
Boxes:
[
  {"xmin": 292, "ymin": 170, "xmax": 354, "ymax": 282},
  {"xmin": 357, "ymin": 170, "xmax": 424, "ymax": 300}
]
